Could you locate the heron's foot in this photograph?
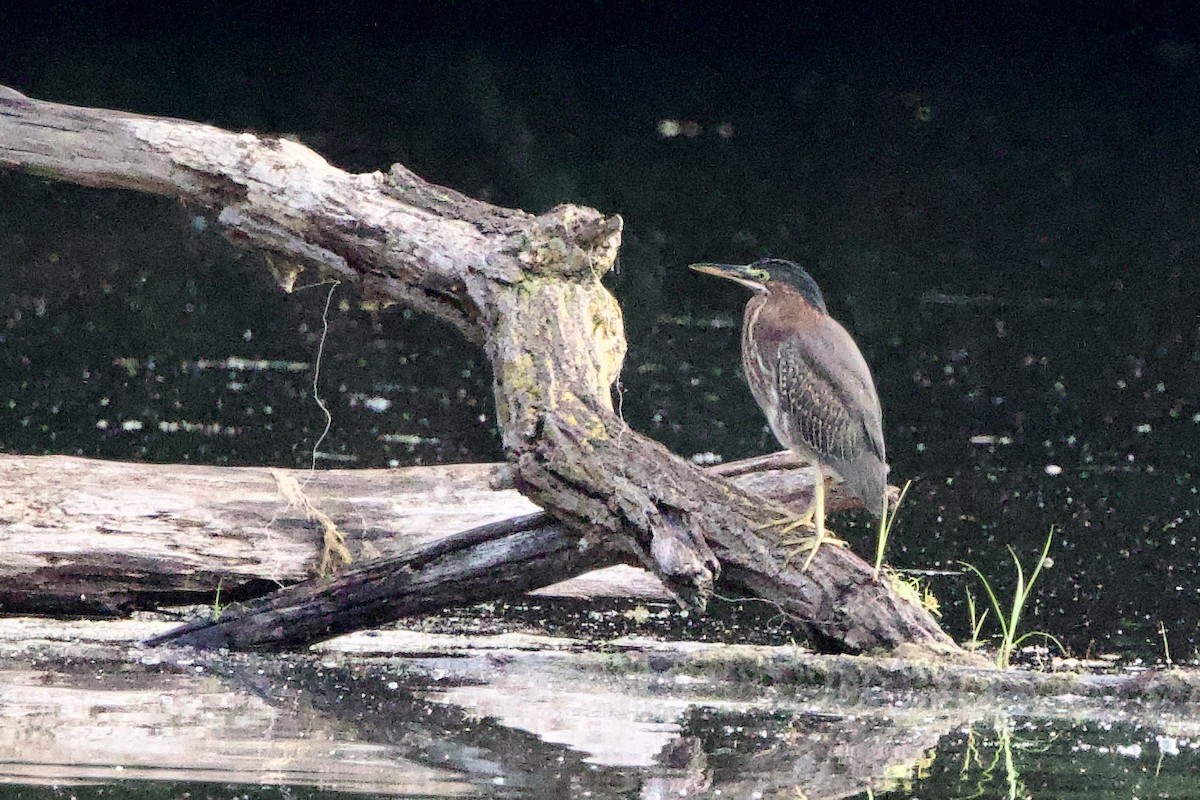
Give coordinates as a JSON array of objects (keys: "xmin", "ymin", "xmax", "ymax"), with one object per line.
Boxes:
[
  {"xmin": 756, "ymin": 510, "xmax": 847, "ymax": 571},
  {"xmin": 755, "ymin": 508, "xmax": 816, "ymax": 538},
  {"xmin": 780, "ymin": 525, "xmax": 848, "ymax": 572}
]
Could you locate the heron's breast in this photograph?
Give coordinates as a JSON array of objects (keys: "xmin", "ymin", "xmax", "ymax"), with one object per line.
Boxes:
[{"xmin": 745, "ymin": 293, "xmax": 824, "ymax": 344}]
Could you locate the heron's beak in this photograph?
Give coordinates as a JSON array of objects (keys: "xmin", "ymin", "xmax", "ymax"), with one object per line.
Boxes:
[{"xmin": 689, "ymin": 262, "xmax": 767, "ymax": 292}]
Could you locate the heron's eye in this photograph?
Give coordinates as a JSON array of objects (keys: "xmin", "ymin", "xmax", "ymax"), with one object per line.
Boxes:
[{"xmin": 748, "ymin": 268, "xmax": 770, "ymax": 282}]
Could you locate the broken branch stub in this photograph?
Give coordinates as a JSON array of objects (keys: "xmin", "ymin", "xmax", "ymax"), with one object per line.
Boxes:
[{"xmin": 0, "ymin": 85, "xmax": 961, "ymax": 655}]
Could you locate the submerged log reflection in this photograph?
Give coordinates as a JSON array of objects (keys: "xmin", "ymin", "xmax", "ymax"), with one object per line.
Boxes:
[{"xmin": 3, "ymin": 619, "xmax": 1200, "ymax": 796}]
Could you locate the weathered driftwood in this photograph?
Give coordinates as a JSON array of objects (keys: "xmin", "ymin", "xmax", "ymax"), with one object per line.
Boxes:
[
  {"xmin": 142, "ymin": 455, "xmax": 885, "ymax": 650},
  {"xmin": 143, "ymin": 511, "xmax": 617, "ymax": 649},
  {"xmin": 0, "ymin": 451, "xmax": 844, "ymax": 615},
  {"xmin": 0, "ymin": 84, "xmax": 956, "ymax": 656},
  {"xmin": 0, "ymin": 454, "xmax": 533, "ymax": 614}
]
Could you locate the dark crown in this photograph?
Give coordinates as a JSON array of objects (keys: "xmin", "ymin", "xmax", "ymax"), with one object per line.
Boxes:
[{"xmin": 756, "ymin": 259, "xmax": 827, "ymax": 313}]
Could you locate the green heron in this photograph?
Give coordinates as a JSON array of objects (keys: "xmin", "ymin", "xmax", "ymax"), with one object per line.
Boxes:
[{"xmin": 690, "ymin": 258, "xmax": 888, "ymax": 569}]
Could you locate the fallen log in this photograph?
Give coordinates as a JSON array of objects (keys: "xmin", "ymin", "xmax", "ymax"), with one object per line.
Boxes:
[
  {"xmin": 0, "ymin": 450, "xmax": 842, "ymax": 615},
  {"xmin": 141, "ymin": 454, "xmax": 908, "ymax": 650},
  {"xmin": 0, "ymin": 453, "xmax": 531, "ymax": 615},
  {"xmin": 0, "ymin": 84, "xmax": 958, "ymax": 656}
]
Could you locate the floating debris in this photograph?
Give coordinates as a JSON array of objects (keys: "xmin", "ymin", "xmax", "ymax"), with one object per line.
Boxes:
[
  {"xmin": 379, "ymin": 433, "xmax": 441, "ymax": 446},
  {"xmin": 313, "ymin": 451, "xmax": 359, "ymax": 462},
  {"xmin": 349, "ymin": 393, "xmax": 392, "ymax": 413},
  {"xmin": 919, "ymin": 290, "xmax": 1106, "ymax": 311},
  {"xmin": 656, "ymin": 119, "xmax": 701, "ymax": 138},
  {"xmin": 654, "ymin": 313, "xmax": 739, "ymax": 329},
  {"xmin": 1114, "ymin": 743, "xmax": 1142, "ymax": 759},
  {"xmin": 115, "ymin": 355, "xmax": 313, "ymax": 374},
  {"xmin": 157, "ymin": 420, "xmax": 242, "ymax": 436},
  {"xmin": 188, "ymin": 357, "xmax": 310, "ymax": 372},
  {"xmin": 970, "ymin": 434, "xmax": 1012, "ymax": 446}
]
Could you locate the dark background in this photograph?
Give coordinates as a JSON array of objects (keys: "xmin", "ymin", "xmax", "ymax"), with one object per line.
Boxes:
[{"xmin": 2, "ymin": 0, "xmax": 1199, "ymax": 658}]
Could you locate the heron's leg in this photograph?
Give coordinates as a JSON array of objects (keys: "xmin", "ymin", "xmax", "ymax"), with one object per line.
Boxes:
[
  {"xmin": 757, "ymin": 465, "xmax": 848, "ymax": 571},
  {"xmin": 797, "ymin": 473, "xmax": 846, "ymax": 571}
]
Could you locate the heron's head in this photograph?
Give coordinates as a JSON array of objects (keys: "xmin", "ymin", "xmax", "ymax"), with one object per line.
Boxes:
[{"xmin": 689, "ymin": 258, "xmax": 827, "ymax": 313}]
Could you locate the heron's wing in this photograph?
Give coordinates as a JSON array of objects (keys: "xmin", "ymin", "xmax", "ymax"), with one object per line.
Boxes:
[{"xmin": 771, "ymin": 326, "xmax": 886, "ymax": 466}]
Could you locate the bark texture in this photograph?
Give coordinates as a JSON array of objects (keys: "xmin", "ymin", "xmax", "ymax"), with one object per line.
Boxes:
[
  {"xmin": 0, "ymin": 454, "xmax": 538, "ymax": 614},
  {"xmin": 1, "ymin": 85, "xmax": 959, "ymax": 656},
  {"xmin": 0, "ymin": 451, "xmax": 852, "ymax": 616}
]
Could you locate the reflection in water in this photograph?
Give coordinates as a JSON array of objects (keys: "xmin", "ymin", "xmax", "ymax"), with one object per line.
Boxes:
[
  {"xmin": 887, "ymin": 717, "xmax": 1200, "ymax": 800},
  {"xmin": 955, "ymin": 719, "xmax": 1028, "ymax": 800},
  {"xmin": 1, "ymin": 624, "xmax": 1198, "ymax": 798}
]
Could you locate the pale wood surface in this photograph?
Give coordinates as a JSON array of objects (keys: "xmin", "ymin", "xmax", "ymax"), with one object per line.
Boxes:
[
  {"xmin": 0, "ymin": 453, "xmax": 536, "ymax": 613},
  {"xmin": 0, "ymin": 451, "xmax": 838, "ymax": 616}
]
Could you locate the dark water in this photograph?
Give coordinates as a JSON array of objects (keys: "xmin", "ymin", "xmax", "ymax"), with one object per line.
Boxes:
[{"xmin": 2, "ymin": 2, "xmax": 1200, "ymax": 796}]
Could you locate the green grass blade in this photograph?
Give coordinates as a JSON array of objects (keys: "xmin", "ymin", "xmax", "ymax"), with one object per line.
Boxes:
[
  {"xmin": 959, "ymin": 561, "xmax": 1010, "ymax": 642},
  {"xmin": 961, "ymin": 527, "xmax": 1057, "ymax": 668},
  {"xmin": 874, "ymin": 479, "xmax": 912, "ymax": 578}
]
